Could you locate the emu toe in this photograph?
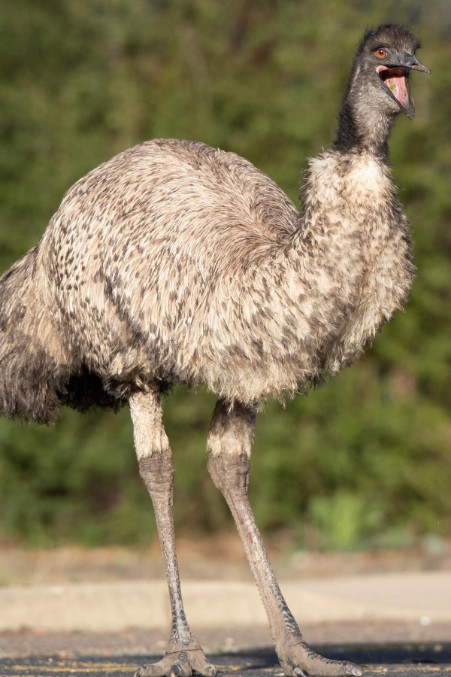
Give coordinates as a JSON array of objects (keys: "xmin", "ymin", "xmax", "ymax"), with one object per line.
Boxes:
[
  {"xmin": 135, "ymin": 648, "xmax": 217, "ymax": 677},
  {"xmin": 277, "ymin": 639, "xmax": 362, "ymax": 677}
]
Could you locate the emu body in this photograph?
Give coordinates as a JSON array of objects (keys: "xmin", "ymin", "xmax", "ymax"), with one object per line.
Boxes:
[
  {"xmin": 0, "ymin": 142, "xmax": 412, "ymax": 417},
  {"xmin": 0, "ymin": 24, "xmax": 429, "ymax": 677}
]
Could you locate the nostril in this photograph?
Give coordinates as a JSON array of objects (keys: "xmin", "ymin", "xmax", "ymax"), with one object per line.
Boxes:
[{"xmin": 405, "ymin": 54, "xmax": 419, "ymax": 68}]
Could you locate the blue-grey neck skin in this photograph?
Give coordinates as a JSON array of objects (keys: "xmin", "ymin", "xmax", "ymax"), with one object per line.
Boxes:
[{"xmin": 333, "ymin": 84, "xmax": 396, "ymax": 159}]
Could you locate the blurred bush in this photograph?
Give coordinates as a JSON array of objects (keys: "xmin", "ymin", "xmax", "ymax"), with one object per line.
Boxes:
[{"xmin": 0, "ymin": 0, "xmax": 450, "ymax": 549}]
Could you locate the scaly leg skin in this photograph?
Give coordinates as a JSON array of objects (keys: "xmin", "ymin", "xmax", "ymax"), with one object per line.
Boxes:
[
  {"xmin": 130, "ymin": 391, "xmax": 216, "ymax": 677},
  {"xmin": 207, "ymin": 399, "xmax": 362, "ymax": 677},
  {"xmin": 135, "ymin": 639, "xmax": 216, "ymax": 677}
]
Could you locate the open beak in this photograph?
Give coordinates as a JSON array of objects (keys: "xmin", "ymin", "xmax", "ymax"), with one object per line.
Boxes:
[{"xmin": 377, "ymin": 54, "xmax": 430, "ymax": 120}]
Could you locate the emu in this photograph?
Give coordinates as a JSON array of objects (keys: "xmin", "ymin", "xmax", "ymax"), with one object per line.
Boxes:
[{"xmin": 0, "ymin": 25, "xmax": 429, "ymax": 677}]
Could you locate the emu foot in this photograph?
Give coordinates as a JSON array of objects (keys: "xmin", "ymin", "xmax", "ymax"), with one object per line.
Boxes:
[
  {"xmin": 135, "ymin": 647, "xmax": 216, "ymax": 677},
  {"xmin": 277, "ymin": 639, "xmax": 362, "ymax": 677}
]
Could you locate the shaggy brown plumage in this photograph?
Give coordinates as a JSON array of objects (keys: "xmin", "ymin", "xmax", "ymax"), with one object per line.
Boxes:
[
  {"xmin": 0, "ymin": 24, "xmax": 429, "ymax": 677},
  {"xmin": 0, "ymin": 135, "xmax": 414, "ymax": 418}
]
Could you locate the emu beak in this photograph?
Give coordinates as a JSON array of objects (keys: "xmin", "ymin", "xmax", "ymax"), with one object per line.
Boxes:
[
  {"xmin": 377, "ymin": 53, "xmax": 430, "ymax": 120},
  {"xmin": 406, "ymin": 55, "xmax": 431, "ymax": 74}
]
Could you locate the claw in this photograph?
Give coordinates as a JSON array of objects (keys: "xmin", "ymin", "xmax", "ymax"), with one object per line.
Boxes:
[
  {"xmin": 135, "ymin": 645, "xmax": 215, "ymax": 677},
  {"xmin": 277, "ymin": 637, "xmax": 363, "ymax": 677},
  {"xmin": 135, "ymin": 667, "xmax": 148, "ymax": 677},
  {"xmin": 350, "ymin": 667, "xmax": 362, "ymax": 677}
]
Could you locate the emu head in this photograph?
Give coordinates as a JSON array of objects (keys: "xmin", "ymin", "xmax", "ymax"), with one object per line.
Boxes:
[
  {"xmin": 336, "ymin": 24, "xmax": 430, "ymax": 154},
  {"xmin": 354, "ymin": 24, "xmax": 430, "ymax": 120}
]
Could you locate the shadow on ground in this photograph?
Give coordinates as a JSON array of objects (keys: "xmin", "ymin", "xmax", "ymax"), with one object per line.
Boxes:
[{"xmin": 1, "ymin": 644, "xmax": 450, "ymax": 676}]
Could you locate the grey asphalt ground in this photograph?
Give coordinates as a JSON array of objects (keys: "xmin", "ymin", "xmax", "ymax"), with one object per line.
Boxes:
[{"xmin": 1, "ymin": 644, "xmax": 451, "ymax": 677}]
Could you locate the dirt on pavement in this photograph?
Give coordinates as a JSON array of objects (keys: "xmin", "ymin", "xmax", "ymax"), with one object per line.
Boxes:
[{"xmin": 1, "ymin": 535, "xmax": 451, "ymax": 586}]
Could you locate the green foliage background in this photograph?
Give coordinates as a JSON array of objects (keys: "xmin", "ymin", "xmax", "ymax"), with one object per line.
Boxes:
[{"xmin": 0, "ymin": 0, "xmax": 450, "ymax": 550}]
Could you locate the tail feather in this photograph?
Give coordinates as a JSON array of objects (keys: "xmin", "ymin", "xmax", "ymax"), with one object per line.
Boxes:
[
  {"xmin": 0, "ymin": 246, "xmax": 126, "ymax": 422},
  {"xmin": 0, "ymin": 247, "xmax": 71, "ymax": 423}
]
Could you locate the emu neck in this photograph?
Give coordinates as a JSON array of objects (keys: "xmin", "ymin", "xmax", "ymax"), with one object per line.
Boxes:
[
  {"xmin": 334, "ymin": 101, "xmax": 395, "ymax": 159},
  {"xmin": 333, "ymin": 65, "xmax": 397, "ymax": 159},
  {"xmin": 294, "ymin": 147, "xmax": 395, "ymax": 257}
]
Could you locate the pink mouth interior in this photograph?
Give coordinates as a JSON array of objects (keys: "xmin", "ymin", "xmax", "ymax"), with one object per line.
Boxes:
[{"xmin": 377, "ymin": 65, "xmax": 409, "ymax": 108}]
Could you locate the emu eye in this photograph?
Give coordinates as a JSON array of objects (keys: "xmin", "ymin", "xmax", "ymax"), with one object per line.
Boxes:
[{"xmin": 376, "ymin": 48, "xmax": 387, "ymax": 59}]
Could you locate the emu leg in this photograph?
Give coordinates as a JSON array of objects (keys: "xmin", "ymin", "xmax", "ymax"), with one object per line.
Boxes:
[
  {"xmin": 207, "ymin": 399, "xmax": 362, "ymax": 677},
  {"xmin": 130, "ymin": 391, "xmax": 216, "ymax": 677}
]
